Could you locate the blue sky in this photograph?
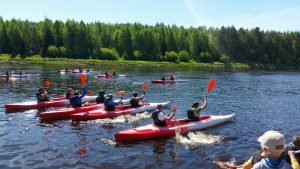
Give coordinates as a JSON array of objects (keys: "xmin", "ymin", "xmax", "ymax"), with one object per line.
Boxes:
[{"xmin": 0, "ymin": 0, "xmax": 300, "ymax": 31}]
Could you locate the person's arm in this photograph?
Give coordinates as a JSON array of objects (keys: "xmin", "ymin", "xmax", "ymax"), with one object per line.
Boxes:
[
  {"xmin": 78, "ymin": 89, "xmax": 87, "ymax": 100},
  {"xmin": 138, "ymin": 93, "xmax": 145, "ymax": 100},
  {"xmin": 165, "ymin": 109, "xmax": 176, "ymax": 121},
  {"xmin": 107, "ymin": 99, "xmax": 121, "ymax": 106},
  {"xmin": 200, "ymin": 97, "xmax": 207, "ymax": 109},
  {"xmin": 289, "ymin": 151, "xmax": 300, "ymax": 169}
]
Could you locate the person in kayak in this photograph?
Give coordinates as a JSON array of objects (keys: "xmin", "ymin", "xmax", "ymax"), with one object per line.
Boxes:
[
  {"xmin": 104, "ymin": 94, "xmax": 122, "ymax": 111},
  {"xmin": 105, "ymin": 71, "xmax": 109, "ymax": 77},
  {"xmin": 19, "ymin": 70, "xmax": 23, "ymax": 76},
  {"xmin": 66, "ymin": 88, "xmax": 73, "ymax": 99},
  {"xmin": 187, "ymin": 96, "xmax": 207, "ymax": 122},
  {"xmin": 6, "ymin": 70, "xmax": 10, "ymax": 78},
  {"xmin": 283, "ymin": 136, "xmax": 300, "ymax": 165},
  {"xmin": 152, "ymin": 104, "xmax": 176, "ymax": 127},
  {"xmin": 250, "ymin": 131, "xmax": 299, "ymax": 169},
  {"xmin": 69, "ymin": 88, "xmax": 87, "ymax": 108},
  {"xmin": 161, "ymin": 75, "xmax": 166, "ymax": 81},
  {"xmin": 130, "ymin": 91, "xmax": 145, "ymax": 108},
  {"xmin": 96, "ymin": 91, "xmax": 106, "ymax": 104},
  {"xmin": 170, "ymin": 74, "xmax": 176, "ymax": 80},
  {"xmin": 113, "ymin": 71, "xmax": 117, "ymax": 76},
  {"xmin": 36, "ymin": 88, "xmax": 50, "ymax": 102}
]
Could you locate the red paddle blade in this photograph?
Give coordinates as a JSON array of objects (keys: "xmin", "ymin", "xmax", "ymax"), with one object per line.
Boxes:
[
  {"xmin": 119, "ymin": 91, "xmax": 125, "ymax": 97},
  {"xmin": 208, "ymin": 79, "xmax": 216, "ymax": 93},
  {"xmin": 45, "ymin": 80, "xmax": 51, "ymax": 87},
  {"xmin": 87, "ymin": 93, "xmax": 94, "ymax": 96},
  {"xmin": 142, "ymin": 82, "xmax": 148, "ymax": 90},
  {"xmin": 80, "ymin": 74, "xmax": 87, "ymax": 84},
  {"xmin": 172, "ymin": 104, "xmax": 177, "ymax": 111}
]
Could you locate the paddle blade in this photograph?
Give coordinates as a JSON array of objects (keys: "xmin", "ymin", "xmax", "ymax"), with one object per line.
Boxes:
[
  {"xmin": 87, "ymin": 93, "xmax": 94, "ymax": 96},
  {"xmin": 142, "ymin": 82, "xmax": 148, "ymax": 90},
  {"xmin": 80, "ymin": 74, "xmax": 87, "ymax": 84},
  {"xmin": 45, "ymin": 80, "xmax": 51, "ymax": 87},
  {"xmin": 208, "ymin": 79, "xmax": 216, "ymax": 93},
  {"xmin": 119, "ymin": 91, "xmax": 125, "ymax": 97},
  {"xmin": 172, "ymin": 104, "xmax": 177, "ymax": 111}
]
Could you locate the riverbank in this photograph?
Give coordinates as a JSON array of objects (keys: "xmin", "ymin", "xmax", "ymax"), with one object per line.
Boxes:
[{"xmin": 0, "ymin": 54, "xmax": 299, "ymax": 70}]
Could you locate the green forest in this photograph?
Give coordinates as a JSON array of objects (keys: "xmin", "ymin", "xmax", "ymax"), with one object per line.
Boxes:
[{"xmin": 1, "ymin": 16, "xmax": 300, "ymax": 65}]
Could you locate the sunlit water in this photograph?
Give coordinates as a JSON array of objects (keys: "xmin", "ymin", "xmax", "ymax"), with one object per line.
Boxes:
[{"xmin": 0, "ymin": 64, "xmax": 300, "ymax": 169}]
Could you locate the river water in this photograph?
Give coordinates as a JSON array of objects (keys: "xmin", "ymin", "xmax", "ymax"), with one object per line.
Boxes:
[{"xmin": 0, "ymin": 64, "xmax": 299, "ymax": 169}]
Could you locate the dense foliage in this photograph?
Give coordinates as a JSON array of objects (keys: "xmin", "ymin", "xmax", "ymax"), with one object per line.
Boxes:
[{"xmin": 1, "ymin": 17, "xmax": 300, "ymax": 64}]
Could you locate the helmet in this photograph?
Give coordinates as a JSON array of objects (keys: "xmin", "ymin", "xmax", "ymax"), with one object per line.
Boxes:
[
  {"xmin": 192, "ymin": 102, "xmax": 200, "ymax": 107},
  {"xmin": 133, "ymin": 92, "xmax": 138, "ymax": 97},
  {"xmin": 107, "ymin": 93, "xmax": 113, "ymax": 98},
  {"xmin": 74, "ymin": 91, "xmax": 79, "ymax": 96},
  {"xmin": 99, "ymin": 91, "xmax": 106, "ymax": 95}
]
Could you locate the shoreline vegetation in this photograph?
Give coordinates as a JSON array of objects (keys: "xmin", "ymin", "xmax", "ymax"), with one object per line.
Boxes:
[
  {"xmin": 1, "ymin": 54, "xmax": 299, "ymax": 70},
  {"xmin": 1, "ymin": 17, "xmax": 300, "ymax": 70}
]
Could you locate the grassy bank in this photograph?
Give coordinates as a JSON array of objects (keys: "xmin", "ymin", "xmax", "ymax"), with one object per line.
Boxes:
[{"xmin": 1, "ymin": 54, "xmax": 299, "ymax": 70}]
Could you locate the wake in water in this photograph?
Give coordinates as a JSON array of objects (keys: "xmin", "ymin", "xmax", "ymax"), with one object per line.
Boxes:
[
  {"xmin": 92, "ymin": 112, "xmax": 151, "ymax": 124},
  {"xmin": 101, "ymin": 138, "xmax": 116, "ymax": 145},
  {"xmin": 175, "ymin": 131, "xmax": 223, "ymax": 147}
]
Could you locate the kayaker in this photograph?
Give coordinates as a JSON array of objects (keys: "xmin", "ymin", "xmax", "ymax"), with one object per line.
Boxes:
[
  {"xmin": 130, "ymin": 91, "xmax": 145, "ymax": 108},
  {"xmin": 283, "ymin": 136, "xmax": 300, "ymax": 165},
  {"xmin": 69, "ymin": 88, "xmax": 87, "ymax": 108},
  {"xmin": 105, "ymin": 71, "xmax": 109, "ymax": 77},
  {"xmin": 113, "ymin": 71, "xmax": 117, "ymax": 76},
  {"xmin": 187, "ymin": 96, "xmax": 207, "ymax": 122},
  {"xmin": 6, "ymin": 70, "xmax": 10, "ymax": 78},
  {"xmin": 170, "ymin": 74, "xmax": 176, "ymax": 80},
  {"xmin": 250, "ymin": 131, "xmax": 299, "ymax": 169},
  {"xmin": 96, "ymin": 91, "xmax": 106, "ymax": 104},
  {"xmin": 152, "ymin": 104, "xmax": 176, "ymax": 127},
  {"xmin": 19, "ymin": 70, "xmax": 23, "ymax": 76},
  {"xmin": 66, "ymin": 88, "xmax": 73, "ymax": 99},
  {"xmin": 104, "ymin": 94, "xmax": 122, "ymax": 111},
  {"xmin": 36, "ymin": 88, "xmax": 50, "ymax": 102},
  {"xmin": 161, "ymin": 75, "xmax": 166, "ymax": 81}
]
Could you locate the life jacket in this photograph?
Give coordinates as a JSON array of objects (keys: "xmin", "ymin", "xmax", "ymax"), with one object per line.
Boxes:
[
  {"xmin": 251, "ymin": 153, "xmax": 265, "ymax": 166},
  {"xmin": 70, "ymin": 96, "xmax": 82, "ymax": 108},
  {"xmin": 36, "ymin": 92, "xmax": 49, "ymax": 102},
  {"xmin": 130, "ymin": 97, "xmax": 140, "ymax": 108},
  {"xmin": 187, "ymin": 108, "xmax": 199, "ymax": 122},
  {"xmin": 152, "ymin": 110, "xmax": 167, "ymax": 127},
  {"xmin": 96, "ymin": 95, "xmax": 106, "ymax": 104},
  {"xmin": 104, "ymin": 98, "xmax": 115, "ymax": 111},
  {"xmin": 282, "ymin": 144, "xmax": 300, "ymax": 164}
]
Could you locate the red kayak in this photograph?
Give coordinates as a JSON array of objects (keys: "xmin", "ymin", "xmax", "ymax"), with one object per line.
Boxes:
[
  {"xmin": 40, "ymin": 99, "xmax": 130, "ymax": 121},
  {"xmin": 151, "ymin": 79, "xmax": 188, "ymax": 84},
  {"xmin": 5, "ymin": 96, "xmax": 96, "ymax": 111},
  {"xmin": 96, "ymin": 74, "xmax": 126, "ymax": 78},
  {"xmin": 71, "ymin": 102, "xmax": 170, "ymax": 121},
  {"xmin": 115, "ymin": 114, "xmax": 235, "ymax": 142}
]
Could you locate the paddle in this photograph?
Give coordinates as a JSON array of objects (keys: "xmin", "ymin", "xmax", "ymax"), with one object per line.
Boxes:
[
  {"xmin": 142, "ymin": 82, "xmax": 148, "ymax": 91},
  {"xmin": 207, "ymin": 79, "xmax": 216, "ymax": 95},
  {"xmin": 80, "ymin": 73, "xmax": 87, "ymax": 87},
  {"xmin": 119, "ymin": 91, "xmax": 125, "ymax": 98},
  {"xmin": 44, "ymin": 80, "xmax": 51, "ymax": 88}
]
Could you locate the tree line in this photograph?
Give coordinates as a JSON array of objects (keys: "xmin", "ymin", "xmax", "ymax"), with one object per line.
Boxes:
[{"xmin": 1, "ymin": 16, "xmax": 300, "ymax": 65}]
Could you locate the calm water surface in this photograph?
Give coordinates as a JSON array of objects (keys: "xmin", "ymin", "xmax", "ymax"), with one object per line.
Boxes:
[{"xmin": 0, "ymin": 64, "xmax": 300, "ymax": 169}]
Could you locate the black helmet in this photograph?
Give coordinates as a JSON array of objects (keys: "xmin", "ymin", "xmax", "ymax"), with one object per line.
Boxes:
[
  {"xmin": 192, "ymin": 102, "xmax": 200, "ymax": 107},
  {"xmin": 107, "ymin": 93, "xmax": 113, "ymax": 98},
  {"xmin": 99, "ymin": 91, "xmax": 106, "ymax": 95},
  {"xmin": 74, "ymin": 91, "xmax": 79, "ymax": 96},
  {"xmin": 133, "ymin": 92, "xmax": 138, "ymax": 97}
]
